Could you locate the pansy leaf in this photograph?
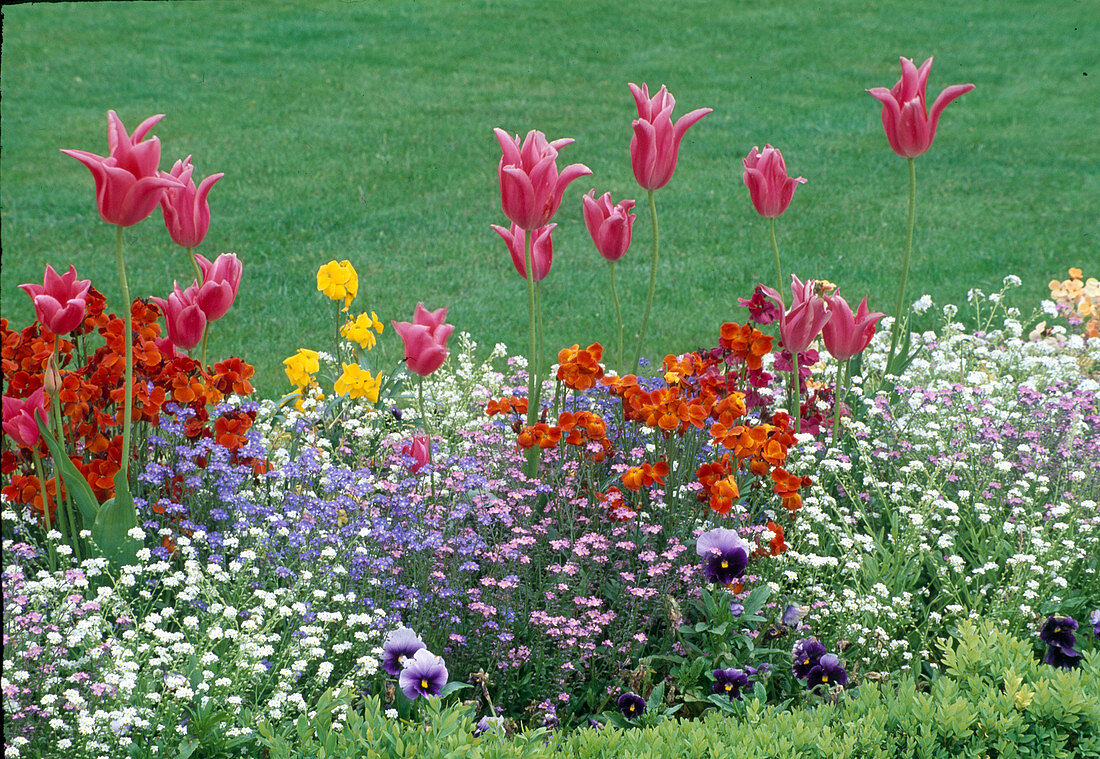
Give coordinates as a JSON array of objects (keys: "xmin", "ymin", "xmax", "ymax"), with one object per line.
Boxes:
[
  {"xmin": 438, "ymin": 681, "xmax": 471, "ymax": 698},
  {"xmin": 741, "ymin": 585, "xmax": 772, "ymax": 618}
]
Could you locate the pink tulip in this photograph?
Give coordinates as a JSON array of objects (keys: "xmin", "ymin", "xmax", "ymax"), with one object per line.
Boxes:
[
  {"xmin": 61, "ymin": 110, "xmax": 182, "ymax": 227},
  {"xmin": 160, "ymin": 156, "xmax": 225, "ymax": 248},
  {"xmin": 490, "ymin": 223, "xmax": 555, "ymax": 282},
  {"xmin": 151, "ymin": 282, "xmax": 207, "ymax": 351},
  {"xmin": 628, "ymin": 83, "xmax": 712, "ymax": 191},
  {"xmin": 155, "ymin": 336, "xmax": 178, "ymax": 360},
  {"xmin": 493, "ymin": 128, "xmax": 592, "ymax": 231},
  {"xmin": 18, "ymin": 264, "xmax": 92, "ymax": 335},
  {"xmin": 582, "ymin": 191, "xmax": 636, "ymax": 262},
  {"xmin": 193, "ymin": 252, "xmax": 243, "ymax": 322},
  {"xmin": 761, "ymin": 275, "xmax": 834, "ymax": 354},
  {"xmin": 868, "ymin": 57, "xmax": 975, "ymax": 159},
  {"xmin": 821, "ymin": 294, "xmax": 885, "ymax": 361},
  {"xmin": 742, "ymin": 145, "xmax": 807, "ymax": 218},
  {"xmin": 401, "ymin": 435, "xmax": 431, "ymax": 474},
  {"xmin": 2, "ymin": 389, "xmax": 48, "ymax": 449},
  {"xmin": 392, "ymin": 303, "xmax": 454, "ymax": 377}
]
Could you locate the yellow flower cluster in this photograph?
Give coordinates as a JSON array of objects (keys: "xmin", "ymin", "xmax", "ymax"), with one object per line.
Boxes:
[
  {"xmin": 1049, "ymin": 268, "xmax": 1100, "ymax": 338},
  {"xmin": 334, "ymin": 363, "xmax": 381, "ymax": 402},
  {"xmin": 317, "ymin": 260, "xmax": 359, "ymax": 310},
  {"xmin": 283, "ymin": 348, "xmax": 320, "ymax": 388},
  {"xmin": 341, "ymin": 311, "xmax": 385, "ymax": 350}
]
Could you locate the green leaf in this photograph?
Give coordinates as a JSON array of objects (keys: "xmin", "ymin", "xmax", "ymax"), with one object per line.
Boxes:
[
  {"xmin": 35, "ymin": 414, "xmax": 100, "ymax": 526},
  {"xmin": 741, "ymin": 585, "xmax": 772, "ymax": 618},
  {"xmin": 91, "ymin": 468, "xmax": 141, "ymax": 568},
  {"xmin": 438, "ymin": 681, "xmax": 471, "ymax": 698}
]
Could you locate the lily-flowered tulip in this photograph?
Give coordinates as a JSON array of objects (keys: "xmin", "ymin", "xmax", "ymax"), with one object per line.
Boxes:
[
  {"xmin": 493, "ymin": 128, "xmax": 591, "ymax": 231},
  {"xmin": 401, "ymin": 435, "xmax": 431, "ymax": 474},
  {"xmin": 582, "ymin": 191, "xmax": 636, "ymax": 262},
  {"xmin": 868, "ymin": 57, "xmax": 975, "ymax": 158},
  {"xmin": 490, "ymin": 222, "xmax": 556, "ymax": 281},
  {"xmin": 18, "ymin": 264, "xmax": 92, "ymax": 335},
  {"xmin": 628, "ymin": 82, "xmax": 712, "ymax": 191},
  {"xmin": 2, "ymin": 389, "xmax": 48, "ymax": 449},
  {"xmin": 821, "ymin": 294, "xmax": 884, "ymax": 361},
  {"xmin": 392, "ymin": 303, "xmax": 454, "ymax": 376},
  {"xmin": 742, "ymin": 145, "xmax": 807, "ymax": 218},
  {"xmin": 152, "ymin": 282, "xmax": 207, "ymax": 351},
  {"xmin": 194, "ymin": 253, "xmax": 242, "ymax": 322},
  {"xmin": 160, "ymin": 156, "xmax": 224, "ymax": 248},
  {"xmin": 762, "ymin": 275, "xmax": 834, "ymax": 354},
  {"xmin": 61, "ymin": 110, "xmax": 181, "ymax": 227}
]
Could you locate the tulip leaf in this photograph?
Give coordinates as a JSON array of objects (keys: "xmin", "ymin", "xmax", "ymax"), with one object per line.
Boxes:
[
  {"xmin": 91, "ymin": 469, "xmax": 141, "ymax": 568},
  {"xmin": 34, "ymin": 414, "xmax": 100, "ymax": 526}
]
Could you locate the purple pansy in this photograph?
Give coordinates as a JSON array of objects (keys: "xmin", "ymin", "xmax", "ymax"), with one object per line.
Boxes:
[
  {"xmin": 398, "ymin": 648, "xmax": 448, "ymax": 700},
  {"xmin": 618, "ymin": 691, "xmax": 646, "ymax": 718},
  {"xmin": 712, "ymin": 667, "xmax": 749, "ymax": 701},
  {"xmin": 792, "ymin": 637, "xmax": 828, "ymax": 680},
  {"xmin": 696, "ymin": 528, "xmax": 750, "ymax": 586},
  {"xmin": 806, "ymin": 653, "xmax": 848, "ymax": 689},
  {"xmin": 382, "ymin": 626, "xmax": 427, "ymax": 676},
  {"xmin": 1044, "ymin": 643, "xmax": 1082, "ymax": 670},
  {"xmin": 1091, "ymin": 610, "xmax": 1100, "ymax": 638},
  {"xmin": 1038, "ymin": 616, "xmax": 1078, "ymax": 650}
]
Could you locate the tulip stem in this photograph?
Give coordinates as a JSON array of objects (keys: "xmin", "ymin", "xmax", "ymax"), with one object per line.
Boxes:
[
  {"xmin": 417, "ymin": 377, "xmax": 436, "ymax": 502},
  {"xmin": 189, "ymin": 248, "xmax": 210, "ymax": 368},
  {"xmin": 32, "ymin": 451, "xmax": 58, "ymax": 572},
  {"xmin": 634, "ymin": 189, "xmax": 659, "ymax": 371},
  {"xmin": 769, "ymin": 218, "xmax": 784, "ymax": 297},
  {"xmin": 832, "ymin": 358, "xmax": 850, "ymax": 446},
  {"xmin": 115, "ymin": 226, "xmax": 133, "ymax": 483},
  {"xmin": 535, "ymin": 281, "xmax": 545, "ymax": 400},
  {"xmin": 522, "ymin": 229, "xmax": 540, "ymax": 477},
  {"xmin": 791, "ymin": 352, "xmax": 801, "ymax": 435},
  {"xmin": 48, "ymin": 344, "xmax": 81, "ymax": 560},
  {"xmin": 609, "ymin": 262, "xmax": 623, "ymax": 373},
  {"xmin": 886, "ymin": 158, "xmax": 916, "ymax": 375}
]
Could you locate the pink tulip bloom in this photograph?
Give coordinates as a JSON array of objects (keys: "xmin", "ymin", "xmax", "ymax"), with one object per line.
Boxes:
[
  {"xmin": 490, "ymin": 223, "xmax": 555, "ymax": 282},
  {"xmin": 493, "ymin": 128, "xmax": 592, "ymax": 231},
  {"xmin": 151, "ymin": 282, "xmax": 207, "ymax": 351},
  {"xmin": 742, "ymin": 145, "xmax": 807, "ymax": 218},
  {"xmin": 61, "ymin": 110, "xmax": 182, "ymax": 227},
  {"xmin": 160, "ymin": 156, "xmax": 225, "ymax": 248},
  {"xmin": 155, "ymin": 336, "xmax": 179, "ymax": 360},
  {"xmin": 401, "ymin": 435, "xmax": 431, "ymax": 474},
  {"xmin": 761, "ymin": 275, "xmax": 833, "ymax": 355},
  {"xmin": 18, "ymin": 264, "xmax": 92, "ymax": 335},
  {"xmin": 193, "ymin": 253, "xmax": 243, "ymax": 322},
  {"xmin": 392, "ymin": 303, "xmax": 454, "ymax": 377},
  {"xmin": 868, "ymin": 57, "xmax": 975, "ymax": 159},
  {"xmin": 628, "ymin": 83, "xmax": 712, "ymax": 191},
  {"xmin": 582, "ymin": 191, "xmax": 636, "ymax": 262},
  {"xmin": 822, "ymin": 294, "xmax": 885, "ymax": 361},
  {"xmin": 2, "ymin": 389, "xmax": 48, "ymax": 449}
]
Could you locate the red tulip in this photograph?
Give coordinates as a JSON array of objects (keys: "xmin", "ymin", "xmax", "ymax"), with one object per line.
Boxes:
[
  {"xmin": 868, "ymin": 57, "xmax": 975, "ymax": 159},
  {"xmin": 742, "ymin": 145, "xmax": 807, "ymax": 218},
  {"xmin": 392, "ymin": 303, "xmax": 454, "ymax": 376},
  {"xmin": 61, "ymin": 110, "xmax": 181, "ymax": 227},
  {"xmin": 761, "ymin": 275, "xmax": 833, "ymax": 354},
  {"xmin": 151, "ymin": 282, "xmax": 207, "ymax": 351},
  {"xmin": 490, "ymin": 223, "xmax": 555, "ymax": 282},
  {"xmin": 18, "ymin": 264, "xmax": 92, "ymax": 335},
  {"xmin": 160, "ymin": 156, "xmax": 224, "ymax": 248},
  {"xmin": 582, "ymin": 191, "xmax": 636, "ymax": 262},
  {"xmin": 493, "ymin": 128, "xmax": 591, "ymax": 231},
  {"xmin": 628, "ymin": 83, "xmax": 712, "ymax": 191},
  {"xmin": 194, "ymin": 253, "xmax": 243, "ymax": 322},
  {"xmin": 401, "ymin": 435, "xmax": 431, "ymax": 474},
  {"xmin": 822, "ymin": 294, "xmax": 885, "ymax": 361},
  {"xmin": 2, "ymin": 389, "xmax": 48, "ymax": 449}
]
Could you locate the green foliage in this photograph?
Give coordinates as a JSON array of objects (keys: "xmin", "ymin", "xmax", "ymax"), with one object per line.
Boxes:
[{"xmin": 256, "ymin": 623, "xmax": 1100, "ymax": 759}]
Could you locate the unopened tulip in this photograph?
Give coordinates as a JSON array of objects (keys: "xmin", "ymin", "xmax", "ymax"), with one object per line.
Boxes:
[
  {"xmin": 493, "ymin": 128, "xmax": 591, "ymax": 231},
  {"xmin": 2, "ymin": 389, "xmax": 48, "ymax": 448},
  {"xmin": 762, "ymin": 275, "xmax": 833, "ymax": 354},
  {"xmin": 822, "ymin": 294, "xmax": 885, "ymax": 360},
  {"xmin": 628, "ymin": 82, "xmax": 712, "ymax": 191},
  {"xmin": 160, "ymin": 156, "xmax": 224, "ymax": 248},
  {"xmin": 18, "ymin": 264, "xmax": 92, "ymax": 335},
  {"xmin": 868, "ymin": 57, "xmax": 974, "ymax": 158},
  {"xmin": 392, "ymin": 303, "xmax": 454, "ymax": 376},
  {"xmin": 742, "ymin": 145, "xmax": 807, "ymax": 218},
  {"xmin": 582, "ymin": 191, "xmax": 636, "ymax": 262},
  {"xmin": 61, "ymin": 110, "xmax": 181, "ymax": 227},
  {"xmin": 151, "ymin": 282, "xmax": 207, "ymax": 351},
  {"xmin": 193, "ymin": 253, "xmax": 242, "ymax": 322},
  {"xmin": 490, "ymin": 222, "xmax": 555, "ymax": 281},
  {"xmin": 401, "ymin": 435, "xmax": 431, "ymax": 474}
]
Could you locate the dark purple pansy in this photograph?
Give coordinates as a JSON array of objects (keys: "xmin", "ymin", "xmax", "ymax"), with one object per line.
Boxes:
[
  {"xmin": 1091, "ymin": 610, "xmax": 1100, "ymax": 638},
  {"xmin": 792, "ymin": 637, "xmax": 828, "ymax": 680},
  {"xmin": 745, "ymin": 663, "xmax": 771, "ymax": 677},
  {"xmin": 398, "ymin": 648, "xmax": 448, "ymax": 700},
  {"xmin": 1044, "ymin": 643, "xmax": 1082, "ymax": 670},
  {"xmin": 382, "ymin": 626, "xmax": 427, "ymax": 676},
  {"xmin": 696, "ymin": 528, "xmax": 750, "ymax": 586},
  {"xmin": 782, "ymin": 604, "xmax": 808, "ymax": 627},
  {"xmin": 618, "ymin": 691, "xmax": 646, "ymax": 718},
  {"xmin": 806, "ymin": 653, "xmax": 848, "ymax": 689},
  {"xmin": 1039, "ymin": 616, "xmax": 1078, "ymax": 650},
  {"xmin": 712, "ymin": 667, "xmax": 750, "ymax": 701}
]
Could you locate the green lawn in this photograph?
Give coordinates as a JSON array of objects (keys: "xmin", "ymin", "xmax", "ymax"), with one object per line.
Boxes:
[{"xmin": 2, "ymin": 0, "xmax": 1096, "ymax": 394}]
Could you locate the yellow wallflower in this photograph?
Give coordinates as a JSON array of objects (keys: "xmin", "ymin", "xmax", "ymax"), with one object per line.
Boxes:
[
  {"xmin": 334, "ymin": 363, "xmax": 381, "ymax": 402},
  {"xmin": 283, "ymin": 348, "xmax": 320, "ymax": 388},
  {"xmin": 317, "ymin": 260, "xmax": 359, "ymax": 310},
  {"xmin": 341, "ymin": 311, "xmax": 385, "ymax": 350}
]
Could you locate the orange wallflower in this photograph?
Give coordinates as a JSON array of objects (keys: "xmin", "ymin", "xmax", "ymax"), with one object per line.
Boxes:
[
  {"xmin": 772, "ymin": 467, "xmax": 812, "ymax": 512},
  {"xmin": 517, "ymin": 423, "xmax": 562, "ymax": 450},
  {"xmin": 621, "ymin": 461, "xmax": 669, "ymax": 491},
  {"xmin": 485, "ymin": 396, "xmax": 528, "ymax": 416},
  {"xmin": 719, "ymin": 322, "xmax": 773, "ymax": 370},
  {"xmin": 557, "ymin": 343, "xmax": 604, "ymax": 391}
]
